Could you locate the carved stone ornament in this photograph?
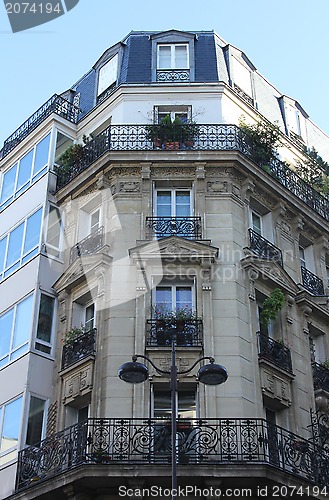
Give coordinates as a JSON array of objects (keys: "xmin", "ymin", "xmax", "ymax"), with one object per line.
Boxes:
[
  {"xmin": 207, "ymin": 181, "xmax": 228, "ymax": 193},
  {"xmin": 62, "ymin": 360, "xmax": 94, "ymax": 405},
  {"xmin": 260, "ymin": 365, "xmax": 292, "ymax": 408},
  {"xmin": 119, "ymin": 181, "xmax": 140, "ymax": 193}
]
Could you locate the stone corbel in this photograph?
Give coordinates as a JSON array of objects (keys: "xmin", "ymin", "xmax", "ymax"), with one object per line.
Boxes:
[
  {"xmin": 247, "ymin": 268, "xmax": 259, "ymax": 301},
  {"xmin": 94, "ymin": 265, "xmax": 106, "ymax": 300},
  {"xmin": 241, "ymin": 179, "xmax": 255, "ymax": 204},
  {"xmin": 58, "ymin": 290, "xmax": 69, "ymax": 323},
  {"xmin": 285, "ymin": 294, "xmax": 294, "ymax": 325},
  {"xmin": 300, "ymin": 305, "xmax": 312, "ymax": 335},
  {"xmin": 95, "ymin": 173, "xmax": 111, "ymax": 190},
  {"xmin": 201, "ymin": 257, "xmax": 212, "ymax": 291},
  {"xmin": 136, "ymin": 259, "xmax": 148, "ymax": 292}
]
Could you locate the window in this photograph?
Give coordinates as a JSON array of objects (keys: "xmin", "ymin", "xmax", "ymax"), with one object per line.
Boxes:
[
  {"xmin": 26, "ymin": 396, "xmax": 46, "ymax": 446},
  {"xmin": 299, "ymin": 247, "xmax": 306, "ymax": 268},
  {"xmin": 0, "ymin": 396, "xmax": 23, "ymax": 458},
  {"xmin": 72, "ymin": 294, "xmax": 96, "ymax": 332},
  {"xmin": 35, "ymin": 294, "xmax": 55, "ymax": 354},
  {"xmin": 45, "ymin": 205, "xmax": 62, "ymax": 258},
  {"xmin": 155, "ymin": 284, "xmax": 194, "ymax": 315},
  {"xmin": 97, "ymin": 54, "xmax": 118, "ymax": 96},
  {"xmin": 0, "ymin": 134, "xmax": 50, "ymax": 210},
  {"xmin": 232, "ymin": 57, "xmax": 253, "ymax": 98},
  {"xmin": 158, "ymin": 44, "xmax": 189, "ymax": 70},
  {"xmin": 154, "ymin": 105, "xmax": 191, "ymax": 125},
  {"xmin": 0, "ymin": 207, "xmax": 43, "ymax": 281},
  {"xmin": 90, "ymin": 208, "xmax": 100, "ymax": 234},
  {"xmin": 153, "ymin": 388, "xmax": 196, "ymax": 419},
  {"xmin": 84, "ymin": 303, "xmax": 95, "ymax": 330},
  {"xmin": 251, "ymin": 211, "xmax": 262, "ymax": 236},
  {"xmin": 0, "ymin": 294, "xmax": 33, "ymax": 368},
  {"xmin": 155, "ymin": 189, "xmax": 192, "ymax": 218},
  {"xmin": 77, "ymin": 203, "xmax": 102, "ymax": 241}
]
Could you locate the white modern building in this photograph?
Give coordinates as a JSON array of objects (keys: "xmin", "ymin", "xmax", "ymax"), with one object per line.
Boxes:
[{"xmin": 0, "ymin": 29, "xmax": 328, "ymax": 500}]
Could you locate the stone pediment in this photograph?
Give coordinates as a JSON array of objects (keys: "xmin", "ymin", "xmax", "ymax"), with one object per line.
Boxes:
[
  {"xmin": 53, "ymin": 251, "xmax": 112, "ymax": 293},
  {"xmin": 241, "ymin": 255, "xmax": 299, "ymax": 295},
  {"xmin": 129, "ymin": 236, "xmax": 219, "ymax": 264}
]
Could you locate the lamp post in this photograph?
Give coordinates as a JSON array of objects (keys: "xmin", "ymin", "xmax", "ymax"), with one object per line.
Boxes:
[{"xmin": 118, "ymin": 336, "xmax": 228, "ymax": 500}]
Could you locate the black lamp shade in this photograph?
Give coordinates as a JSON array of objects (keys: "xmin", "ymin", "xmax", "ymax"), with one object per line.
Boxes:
[
  {"xmin": 118, "ymin": 361, "xmax": 149, "ymax": 383},
  {"xmin": 197, "ymin": 363, "xmax": 228, "ymax": 386}
]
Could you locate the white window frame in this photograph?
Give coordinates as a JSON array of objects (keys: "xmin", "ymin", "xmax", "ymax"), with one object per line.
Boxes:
[
  {"xmin": 34, "ymin": 292, "xmax": 56, "ymax": 355},
  {"xmin": 25, "ymin": 394, "xmax": 48, "ymax": 446},
  {"xmin": 250, "ymin": 210, "xmax": 262, "ymax": 236},
  {"xmin": 0, "ymin": 395, "xmax": 23, "ymax": 459},
  {"xmin": 157, "ymin": 44, "xmax": 189, "ymax": 70},
  {"xmin": 154, "ymin": 188, "xmax": 193, "ymax": 217},
  {"xmin": 44, "ymin": 204, "xmax": 63, "ymax": 258},
  {"xmin": 153, "ymin": 282, "xmax": 195, "ymax": 314},
  {"xmin": 97, "ymin": 54, "xmax": 119, "ymax": 96}
]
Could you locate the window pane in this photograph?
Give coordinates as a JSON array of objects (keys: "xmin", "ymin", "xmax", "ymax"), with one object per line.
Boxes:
[
  {"xmin": 1, "ymin": 397, "xmax": 23, "ymax": 453},
  {"xmin": 13, "ymin": 295, "xmax": 33, "ymax": 349},
  {"xmin": 175, "ymin": 45, "xmax": 188, "ymax": 69},
  {"xmin": 23, "ymin": 209, "xmax": 42, "ymax": 256},
  {"xmin": 157, "ymin": 191, "xmax": 171, "ymax": 216},
  {"xmin": 158, "ymin": 46, "xmax": 171, "ymax": 69},
  {"xmin": 36, "ymin": 294, "xmax": 54, "ymax": 343},
  {"xmin": 155, "ymin": 287, "xmax": 172, "ymax": 312},
  {"xmin": 16, "ymin": 150, "xmax": 33, "ymax": 192},
  {"xmin": 26, "ymin": 397, "xmax": 45, "ymax": 446},
  {"xmin": 90, "ymin": 210, "xmax": 100, "ymax": 234},
  {"xmin": 33, "ymin": 134, "xmax": 50, "ymax": 176},
  {"xmin": 0, "ymin": 309, "xmax": 14, "ymax": 360},
  {"xmin": 85, "ymin": 304, "xmax": 95, "ymax": 329},
  {"xmin": 252, "ymin": 213, "xmax": 261, "ymax": 235},
  {"xmin": 0, "ymin": 165, "xmax": 17, "ymax": 206},
  {"xmin": 6, "ymin": 223, "xmax": 24, "ymax": 268},
  {"xmin": 175, "ymin": 191, "xmax": 190, "ymax": 216},
  {"xmin": 0, "ymin": 237, "xmax": 7, "ymax": 274},
  {"xmin": 176, "ymin": 287, "xmax": 192, "ymax": 311},
  {"xmin": 46, "ymin": 206, "xmax": 61, "ymax": 251}
]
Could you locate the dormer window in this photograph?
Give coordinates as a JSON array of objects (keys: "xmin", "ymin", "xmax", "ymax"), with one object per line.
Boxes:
[
  {"xmin": 157, "ymin": 44, "xmax": 189, "ymax": 82},
  {"xmin": 97, "ymin": 54, "xmax": 118, "ymax": 98}
]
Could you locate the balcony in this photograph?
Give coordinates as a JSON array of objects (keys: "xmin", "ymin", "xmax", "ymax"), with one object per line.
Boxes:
[
  {"xmin": 145, "ymin": 217, "xmax": 202, "ymax": 239},
  {"xmin": 301, "ymin": 267, "xmax": 325, "ymax": 296},
  {"xmin": 69, "ymin": 227, "xmax": 104, "ymax": 265},
  {"xmin": 258, "ymin": 333, "xmax": 293, "ymax": 374},
  {"xmin": 248, "ymin": 229, "xmax": 283, "ymax": 266},
  {"xmin": 312, "ymin": 362, "xmax": 329, "ymax": 393},
  {"xmin": 15, "ymin": 417, "xmax": 328, "ymax": 491},
  {"xmin": 0, "ymin": 95, "xmax": 79, "ymax": 159},
  {"xmin": 156, "ymin": 69, "xmax": 190, "ymax": 82},
  {"xmin": 61, "ymin": 328, "xmax": 96, "ymax": 370},
  {"xmin": 146, "ymin": 318, "xmax": 203, "ymax": 347}
]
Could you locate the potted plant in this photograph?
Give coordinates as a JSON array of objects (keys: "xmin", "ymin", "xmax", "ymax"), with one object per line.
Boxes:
[
  {"xmin": 239, "ymin": 117, "xmax": 283, "ymax": 168},
  {"xmin": 260, "ymin": 288, "xmax": 285, "ymax": 326},
  {"xmin": 145, "ymin": 115, "xmax": 198, "ymax": 150}
]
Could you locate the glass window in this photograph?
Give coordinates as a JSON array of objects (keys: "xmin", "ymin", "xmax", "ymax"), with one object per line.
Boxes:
[
  {"xmin": 155, "ymin": 285, "xmax": 193, "ymax": 314},
  {"xmin": 45, "ymin": 205, "xmax": 62, "ymax": 257},
  {"xmin": 0, "ymin": 164, "xmax": 17, "ymax": 207},
  {"xmin": 154, "ymin": 389, "xmax": 196, "ymax": 419},
  {"xmin": 36, "ymin": 294, "xmax": 55, "ymax": 345},
  {"xmin": 0, "ymin": 238, "xmax": 6, "ymax": 275},
  {"xmin": 299, "ymin": 247, "xmax": 306, "ymax": 268},
  {"xmin": 90, "ymin": 209, "xmax": 100, "ymax": 234},
  {"xmin": 26, "ymin": 396, "xmax": 45, "ymax": 446},
  {"xmin": 158, "ymin": 44, "xmax": 188, "ymax": 69},
  {"xmin": 97, "ymin": 54, "xmax": 118, "ymax": 96},
  {"xmin": 22, "ymin": 209, "xmax": 42, "ymax": 262},
  {"xmin": 5, "ymin": 223, "xmax": 24, "ymax": 272},
  {"xmin": 0, "ymin": 397, "xmax": 23, "ymax": 454},
  {"xmin": 251, "ymin": 211, "xmax": 262, "ymax": 235},
  {"xmin": 156, "ymin": 189, "xmax": 191, "ymax": 217},
  {"xmin": 0, "ymin": 295, "xmax": 33, "ymax": 367},
  {"xmin": 85, "ymin": 304, "xmax": 95, "ymax": 330},
  {"xmin": 0, "ymin": 134, "xmax": 50, "ymax": 211}
]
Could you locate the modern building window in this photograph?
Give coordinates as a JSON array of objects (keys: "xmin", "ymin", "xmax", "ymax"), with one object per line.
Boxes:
[
  {"xmin": 45, "ymin": 205, "xmax": 62, "ymax": 258},
  {"xmin": 35, "ymin": 294, "xmax": 55, "ymax": 354},
  {"xmin": 0, "ymin": 134, "xmax": 51, "ymax": 210},
  {"xmin": 97, "ymin": 54, "xmax": 118, "ymax": 96},
  {"xmin": 0, "ymin": 294, "xmax": 33, "ymax": 368},
  {"xmin": 0, "ymin": 207, "xmax": 43, "ymax": 281},
  {"xmin": 157, "ymin": 44, "xmax": 189, "ymax": 70},
  {"xmin": 26, "ymin": 396, "xmax": 46, "ymax": 446},
  {"xmin": 0, "ymin": 396, "xmax": 23, "ymax": 457}
]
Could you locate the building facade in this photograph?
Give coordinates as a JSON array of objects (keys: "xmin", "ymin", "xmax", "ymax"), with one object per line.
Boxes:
[{"xmin": 0, "ymin": 29, "xmax": 328, "ymax": 500}]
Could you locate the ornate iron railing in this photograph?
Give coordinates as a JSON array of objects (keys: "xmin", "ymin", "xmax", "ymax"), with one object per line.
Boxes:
[
  {"xmin": 248, "ymin": 229, "xmax": 283, "ymax": 266},
  {"xmin": 258, "ymin": 332, "xmax": 293, "ymax": 374},
  {"xmin": 301, "ymin": 267, "xmax": 325, "ymax": 296},
  {"xmin": 145, "ymin": 217, "xmax": 202, "ymax": 239},
  {"xmin": 312, "ymin": 362, "xmax": 329, "ymax": 393},
  {"xmin": 61, "ymin": 328, "xmax": 96, "ymax": 370},
  {"xmin": 156, "ymin": 69, "xmax": 190, "ymax": 82},
  {"xmin": 1, "ymin": 95, "xmax": 79, "ymax": 159},
  {"xmin": 16, "ymin": 417, "xmax": 328, "ymax": 491},
  {"xmin": 69, "ymin": 227, "xmax": 104, "ymax": 265},
  {"xmin": 146, "ymin": 319, "xmax": 203, "ymax": 347},
  {"xmin": 233, "ymin": 84, "xmax": 254, "ymax": 106},
  {"xmin": 54, "ymin": 124, "xmax": 329, "ymax": 225}
]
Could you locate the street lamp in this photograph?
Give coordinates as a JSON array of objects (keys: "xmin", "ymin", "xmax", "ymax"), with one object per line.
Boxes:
[{"xmin": 118, "ymin": 337, "xmax": 228, "ymax": 500}]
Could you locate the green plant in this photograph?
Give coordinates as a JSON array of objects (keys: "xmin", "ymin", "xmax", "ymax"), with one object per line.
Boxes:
[
  {"xmin": 239, "ymin": 117, "xmax": 283, "ymax": 166},
  {"xmin": 320, "ymin": 360, "xmax": 329, "ymax": 370},
  {"xmin": 260, "ymin": 288, "xmax": 285, "ymax": 326},
  {"xmin": 145, "ymin": 115, "xmax": 197, "ymax": 146},
  {"xmin": 63, "ymin": 325, "xmax": 88, "ymax": 346},
  {"xmin": 295, "ymin": 146, "xmax": 329, "ymax": 197},
  {"xmin": 152, "ymin": 305, "xmax": 197, "ymax": 323}
]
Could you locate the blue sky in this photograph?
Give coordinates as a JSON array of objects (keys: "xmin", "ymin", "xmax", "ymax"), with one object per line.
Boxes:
[{"xmin": 0, "ymin": 0, "xmax": 328, "ymax": 146}]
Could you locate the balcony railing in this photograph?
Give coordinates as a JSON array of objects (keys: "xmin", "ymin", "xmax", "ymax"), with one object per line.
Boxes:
[
  {"xmin": 146, "ymin": 318, "xmax": 203, "ymax": 347},
  {"xmin": 312, "ymin": 362, "xmax": 329, "ymax": 393},
  {"xmin": 61, "ymin": 328, "xmax": 96, "ymax": 370},
  {"xmin": 248, "ymin": 229, "xmax": 283, "ymax": 266},
  {"xmin": 258, "ymin": 332, "xmax": 293, "ymax": 374},
  {"xmin": 145, "ymin": 217, "xmax": 202, "ymax": 239},
  {"xmin": 16, "ymin": 417, "xmax": 328, "ymax": 491},
  {"xmin": 54, "ymin": 124, "xmax": 329, "ymax": 225},
  {"xmin": 69, "ymin": 227, "xmax": 104, "ymax": 265},
  {"xmin": 1, "ymin": 95, "xmax": 79, "ymax": 159},
  {"xmin": 301, "ymin": 267, "xmax": 325, "ymax": 296},
  {"xmin": 156, "ymin": 69, "xmax": 190, "ymax": 82}
]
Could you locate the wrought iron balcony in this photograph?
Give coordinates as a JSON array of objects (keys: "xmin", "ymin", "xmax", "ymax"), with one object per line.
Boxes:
[
  {"xmin": 258, "ymin": 332, "xmax": 293, "ymax": 374},
  {"xmin": 146, "ymin": 318, "xmax": 203, "ymax": 347},
  {"xmin": 146, "ymin": 217, "xmax": 202, "ymax": 239},
  {"xmin": 16, "ymin": 417, "xmax": 328, "ymax": 491},
  {"xmin": 69, "ymin": 226, "xmax": 104, "ymax": 265},
  {"xmin": 156, "ymin": 69, "xmax": 190, "ymax": 82},
  {"xmin": 248, "ymin": 229, "xmax": 283, "ymax": 266},
  {"xmin": 54, "ymin": 124, "xmax": 329, "ymax": 225},
  {"xmin": 1, "ymin": 95, "xmax": 79, "ymax": 159},
  {"xmin": 312, "ymin": 362, "xmax": 329, "ymax": 393},
  {"xmin": 61, "ymin": 328, "xmax": 96, "ymax": 370},
  {"xmin": 301, "ymin": 267, "xmax": 325, "ymax": 296}
]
